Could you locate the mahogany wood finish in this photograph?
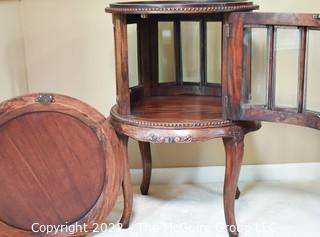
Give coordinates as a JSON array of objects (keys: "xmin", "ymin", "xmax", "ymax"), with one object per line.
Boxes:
[
  {"xmin": 118, "ymin": 135, "xmax": 133, "ymax": 229},
  {"xmin": 297, "ymin": 27, "xmax": 307, "ymax": 113},
  {"xmin": 174, "ymin": 20, "xmax": 183, "ymax": 85},
  {"xmin": 137, "ymin": 19, "xmax": 152, "ymax": 97},
  {"xmin": 267, "ymin": 26, "xmax": 275, "ymax": 110},
  {"xmin": 223, "ymin": 135, "xmax": 244, "ymax": 237},
  {"xmin": 139, "ymin": 142, "xmax": 152, "ymax": 195},
  {"xmin": 107, "ymin": 1, "xmax": 262, "ymax": 237},
  {"xmin": 113, "ymin": 14, "xmax": 130, "ymax": 115},
  {"xmin": 0, "ymin": 94, "xmax": 125, "ymax": 237}
]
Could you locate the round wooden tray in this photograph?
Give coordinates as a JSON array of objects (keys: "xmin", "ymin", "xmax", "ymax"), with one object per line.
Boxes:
[
  {"xmin": 106, "ymin": 0, "xmax": 259, "ymax": 14},
  {"xmin": 0, "ymin": 94, "xmax": 122, "ymax": 237}
]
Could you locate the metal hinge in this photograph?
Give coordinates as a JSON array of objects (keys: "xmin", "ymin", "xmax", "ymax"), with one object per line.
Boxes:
[
  {"xmin": 225, "ymin": 24, "xmax": 231, "ymax": 38},
  {"xmin": 223, "ymin": 95, "xmax": 232, "ymax": 119},
  {"xmin": 224, "ymin": 95, "xmax": 229, "ymax": 107},
  {"xmin": 141, "ymin": 14, "xmax": 149, "ymax": 19},
  {"xmin": 313, "ymin": 14, "xmax": 320, "ymax": 20}
]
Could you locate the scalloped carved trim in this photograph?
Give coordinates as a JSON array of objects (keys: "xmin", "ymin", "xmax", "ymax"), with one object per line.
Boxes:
[
  {"xmin": 110, "ymin": 106, "xmax": 234, "ymax": 129},
  {"xmin": 145, "ymin": 134, "xmax": 192, "ymax": 143},
  {"xmin": 106, "ymin": 4, "xmax": 258, "ymax": 14}
]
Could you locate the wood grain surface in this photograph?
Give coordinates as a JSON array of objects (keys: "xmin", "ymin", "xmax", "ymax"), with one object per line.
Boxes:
[{"xmin": 0, "ymin": 94, "xmax": 123, "ymax": 237}]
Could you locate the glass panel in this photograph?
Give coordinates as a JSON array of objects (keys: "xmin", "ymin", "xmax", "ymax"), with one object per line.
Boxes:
[
  {"xmin": 274, "ymin": 28, "xmax": 300, "ymax": 108},
  {"xmin": 306, "ymin": 30, "xmax": 320, "ymax": 112},
  {"xmin": 243, "ymin": 27, "xmax": 268, "ymax": 105},
  {"xmin": 207, "ymin": 22, "xmax": 221, "ymax": 84},
  {"xmin": 158, "ymin": 22, "xmax": 176, "ymax": 83},
  {"xmin": 181, "ymin": 22, "xmax": 200, "ymax": 83},
  {"xmin": 127, "ymin": 24, "xmax": 139, "ymax": 88}
]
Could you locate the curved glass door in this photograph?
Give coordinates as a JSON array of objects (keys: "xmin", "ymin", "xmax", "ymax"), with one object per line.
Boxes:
[{"xmin": 224, "ymin": 12, "xmax": 320, "ymax": 130}]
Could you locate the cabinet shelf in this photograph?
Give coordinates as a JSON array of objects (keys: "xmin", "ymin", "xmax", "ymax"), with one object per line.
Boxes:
[{"xmin": 111, "ymin": 95, "xmax": 235, "ymax": 129}]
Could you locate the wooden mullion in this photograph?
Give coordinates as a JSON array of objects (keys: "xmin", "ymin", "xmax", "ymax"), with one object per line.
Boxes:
[
  {"xmin": 267, "ymin": 26, "xmax": 276, "ymax": 110},
  {"xmin": 138, "ymin": 19, "xmax": 152, "ymax": 96},
  {"xmin": 150, "ymin": 19, "xmax": 159, "ymax": 95},
  {"xmin": 221, "ymin": 18, "xmax": 229, "ymax": 118},
  {"xmin": 297, "ymin": 27, "xmax": 308, "ymax": 113},
  {"xmin": 200, "ymin": 20, "xmax": 207, "ymax": 86},
  {"xmin": 174, "ymin": 20, "xmax": 183, "ymax": 85},
  {"xmin": 137, "ymin": 23, "xmax": 142, "ymax": 86}
]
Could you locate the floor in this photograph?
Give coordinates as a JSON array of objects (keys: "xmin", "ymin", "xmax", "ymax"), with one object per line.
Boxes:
[{"xmin": 92, "ymin": 181, "xmax": 320, "ymax": 237}]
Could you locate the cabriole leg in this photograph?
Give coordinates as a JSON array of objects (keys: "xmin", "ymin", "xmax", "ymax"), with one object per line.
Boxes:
[
  {"xmin": 223, "ymin": 135, "xmax": 244, "ymax": 237},
  {"xmin": 139, "ymin": 142, "xmax": 152, "ymax": 195},
  {"xmin": 119, "ymin": 135, "xmax": 133, "ymax": 229}
]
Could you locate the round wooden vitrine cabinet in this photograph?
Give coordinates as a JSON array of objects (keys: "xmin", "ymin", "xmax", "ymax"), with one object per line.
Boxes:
[
  {"xmin": 106, "ymin": 1, "xmax": 261, "ymax": 237},
  {"xmin": 0, "ymin": 94, "xmax": 124, "ymax": 237}
]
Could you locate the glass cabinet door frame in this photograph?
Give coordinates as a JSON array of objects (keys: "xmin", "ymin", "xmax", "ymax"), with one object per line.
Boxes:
[{"xmin": 223, "ymin": 12, "xmax": 320, "ymax": 129}]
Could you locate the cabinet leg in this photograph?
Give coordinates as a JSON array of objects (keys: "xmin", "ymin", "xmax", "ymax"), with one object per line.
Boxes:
[
  {"xmin": 119, "ymin": 135, "xmax": 133, "ymax": 229},
  {"xmin": 223, "ymin": 136, "xmax": 244, "ymax": 237},
  {"xmin": 139, "ymin": 142, "xmax": 152, "ymax": 195}
]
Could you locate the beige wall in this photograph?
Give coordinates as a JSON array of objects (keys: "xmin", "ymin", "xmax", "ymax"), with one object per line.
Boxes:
[
  {"xmin": 1, "ymin": 0, "xmax": 320, "ymax": 168},
  {"xmin": 0, "ymin": 0, "xmax": 28, "ymax": 102},
  {"xmin": 20, "ymin": 0, "xmax": 116, "ymax": 114}
]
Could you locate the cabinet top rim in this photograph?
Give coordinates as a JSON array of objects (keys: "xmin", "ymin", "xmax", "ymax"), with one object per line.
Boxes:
[{"xmin": 106, "ymin": 0, "xmax": 259, "ymax": 14}]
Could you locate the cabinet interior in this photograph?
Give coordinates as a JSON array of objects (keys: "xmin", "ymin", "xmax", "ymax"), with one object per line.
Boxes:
[{"xmin": 123, "ymin": 12, "xmax": 320, "ymax": 129}]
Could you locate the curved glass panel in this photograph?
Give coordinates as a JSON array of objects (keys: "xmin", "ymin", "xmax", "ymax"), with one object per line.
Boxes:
[
  {"xmin": 159, "ymin": 22, "xmax": 176, "ymax": 83},
  {"xmin": 181, "ymin": 22, "xmax": 200, "ymax": 83},
  {"xmin": 127, "ymin": 24, "xmax": 139, "ymax": 88},
  {"xmin": 274, "ymin": 28, "xmax": 300, "ymax": 108},
  {"xmin": 207, "ymin": 22, "xmax": 222, "ymax": 84},
  {"xmin": 306, "ymin": 30, "xmax": 320, "ymax": 112}
]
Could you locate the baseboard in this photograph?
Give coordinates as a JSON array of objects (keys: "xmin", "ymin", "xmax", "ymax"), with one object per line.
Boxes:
[{"xmin": 130, "ymin": 163, "xmax": 320, "ymax": 185}]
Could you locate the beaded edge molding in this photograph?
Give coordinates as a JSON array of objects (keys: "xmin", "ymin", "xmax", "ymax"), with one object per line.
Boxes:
[
  {"xmin": 106, "ymin": 4, "xmax": 258, "ymax": 14},
  {"xmin": 110, "ymin": 107, "xmax": 234, "ymax": 129}
]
